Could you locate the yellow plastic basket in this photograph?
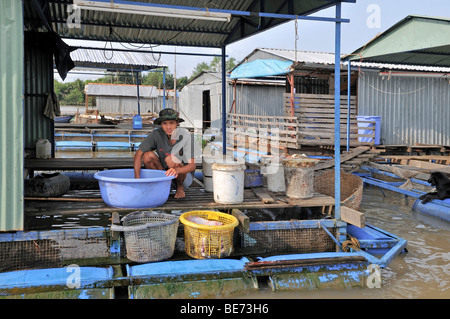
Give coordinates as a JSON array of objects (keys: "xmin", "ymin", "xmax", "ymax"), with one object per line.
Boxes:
[{"xmin": 180, "ymin": 211, "xmax": 239, "ymax": 259}]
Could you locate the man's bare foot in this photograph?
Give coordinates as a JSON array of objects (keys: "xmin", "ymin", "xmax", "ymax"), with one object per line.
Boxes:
[{"xmin": 174, "ymin": 187, "xmax": 185, "ymax": 199}]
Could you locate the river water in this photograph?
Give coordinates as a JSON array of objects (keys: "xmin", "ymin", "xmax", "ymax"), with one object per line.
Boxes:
[
  {"xmin": 235, "ymin": 186, "xmax": 450, "ymax": 299},
  {"xmin": 52, "ymin": 150, "xmax": 450, "ymax": 299}
]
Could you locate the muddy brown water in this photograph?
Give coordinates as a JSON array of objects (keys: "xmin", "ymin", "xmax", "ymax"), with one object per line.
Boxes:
[
  {"xmin": 41, "ymin": 151, "xmax": 450, "ymax": 298},
  {"xmin": 234, "ymin": 187, "xmax": 450, "ymax": 299}
]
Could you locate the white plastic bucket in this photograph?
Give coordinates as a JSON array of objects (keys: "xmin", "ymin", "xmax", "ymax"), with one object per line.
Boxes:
[
  {"xmin": 203, "ymin": 176, "xmax": 214, "ymax": 192},
  {"xmin": 263, "ymin": 163, "xmax": 285, "ymax": 192},
  {"xmin": 36, "ymin": 138, "xmax": 51, "ymax": 159},
  {"xmin": 202, "ymin": 155, "xmax": 232, "ymax": 192},
  {"xmin": 212, "ymin": 162, "xmax": 245, "ymax": 204}
]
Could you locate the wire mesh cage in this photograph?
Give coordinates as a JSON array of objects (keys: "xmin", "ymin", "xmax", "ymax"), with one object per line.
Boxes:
[{"xmin": 238, "ymin": 221, "xmax": 338, "ymax": 255}]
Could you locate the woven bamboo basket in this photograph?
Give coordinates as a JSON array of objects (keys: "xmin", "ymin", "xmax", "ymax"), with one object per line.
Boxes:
[
  {"xmin": 314, "ymin": 170, "xmax": 364, "ymax": 210},
  {"xmin": 180, "ymin": 211, "xmax": 239, "ymax": 259}
]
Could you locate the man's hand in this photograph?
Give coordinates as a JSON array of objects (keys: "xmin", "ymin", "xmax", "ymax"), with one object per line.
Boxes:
[{"xmin": 165, "ymin": 167, "xmax": 178, "ymax": 177}]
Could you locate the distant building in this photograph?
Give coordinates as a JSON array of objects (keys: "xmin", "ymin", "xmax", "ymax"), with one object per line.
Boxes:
[
  {"xmin": 85, "ymin": 83, "xmax": 175, "ymax": 114},
  {"xmin": 178, "ymin": 72, "xmax": 285, "ymax": 131}
]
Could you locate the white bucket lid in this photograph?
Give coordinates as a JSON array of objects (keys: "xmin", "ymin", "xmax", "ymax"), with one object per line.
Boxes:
[{"xmin": 212, "ymin": 162, "xmax": 246, "ymax": 171}]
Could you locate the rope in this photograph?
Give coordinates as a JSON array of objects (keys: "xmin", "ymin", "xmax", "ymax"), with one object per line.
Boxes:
[{"xmin": 342, "ymin": 236, "xmax": 360, "ymax": 252}]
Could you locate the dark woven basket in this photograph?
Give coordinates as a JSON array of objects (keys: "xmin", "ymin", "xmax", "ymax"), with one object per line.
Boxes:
[{"xmin": 314, "ymin": 170, "xmax": 363, "ymax": 210}]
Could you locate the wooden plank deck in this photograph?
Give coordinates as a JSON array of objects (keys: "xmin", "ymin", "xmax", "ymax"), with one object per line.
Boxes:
[{"xmin": 24, "ymin": 187, "xmax": 336, "ymax": 216}]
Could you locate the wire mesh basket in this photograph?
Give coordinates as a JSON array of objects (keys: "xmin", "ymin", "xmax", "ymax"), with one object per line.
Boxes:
[
  {"xmin": 180, "ymin": 211, "xmax": 239, "ymax": 259},
  {"xmin": 111, "ymin": 211, "xmax": 179, "ymax": 263}
]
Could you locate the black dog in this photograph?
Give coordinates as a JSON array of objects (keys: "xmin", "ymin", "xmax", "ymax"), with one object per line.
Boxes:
[{"xmin": 419, "ymin": 171, "xmax": 450, "ymax": 204}]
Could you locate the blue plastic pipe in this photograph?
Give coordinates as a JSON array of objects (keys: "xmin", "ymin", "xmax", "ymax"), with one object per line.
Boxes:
[{"xmin": 222, "ymin": 45, "xmax": 227, "ymax": 155}]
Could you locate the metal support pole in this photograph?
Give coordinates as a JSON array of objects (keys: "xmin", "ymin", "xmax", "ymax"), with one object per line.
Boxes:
[
  {"xmin": 221, "ymin": 46, "xmax": 227, "ymax": 155},
  {"xmin": 136, "ymin": 72, "xmax": 141, "ymax": 115},
  {"xmin": 334, "ymin": 2, "xmax": 342, "ymax": 220},
  {"xmin": 163, "ymin": 67, "xmax": 166, "ymax": 109},
  {"xmin": 346, "ymin": 60, "xmax": 351, "ymax": 151}
]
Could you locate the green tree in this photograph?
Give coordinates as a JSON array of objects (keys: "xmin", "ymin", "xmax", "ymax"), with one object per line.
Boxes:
[
  {"xmin": 189, "ymin": 57, "xmax": 237, "ymax": 81},
  {"xmin": 141, "ymin": 70, "xmax": 174, "ymax": 89}
]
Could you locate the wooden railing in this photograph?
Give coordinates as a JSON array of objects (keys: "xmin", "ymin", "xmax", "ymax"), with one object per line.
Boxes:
[
  {"xmin": 284, "ymin": 93, "xmax": 375, "ymax": 147},
  {"xmin": 227, "ymin": 113, "xmax": 300, "ymax": 150}
]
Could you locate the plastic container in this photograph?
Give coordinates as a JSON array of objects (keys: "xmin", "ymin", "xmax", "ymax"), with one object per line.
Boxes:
[
  {"xmin": 132, "ymin": 114, "xmax": 142, "ymax": 130},
  {"xmin": 356, "ymin": 115, "xmax": 381, "ymax": 145},
  {"xmin": 244, "ymin": 169, "xmax": 263, "ymax": 188},
  {"xmin": 94, "ymin": 169, "xmax": 175, "ymax": 208},
  {"xmin": 180, "ymin": 211, "xmax": 239, "ymax": 259},
  {"xmin": 36, "ymin": 138, "xmax": 51, "ymax": 159},
  {"xmin": 111, "ymin": 211, "xmax": 179, "ymax": 262},
  {"xmin": 261, "ymin": 162, "xmax": 285, "ymax": 192},
  {"xmin": 282, "ymin": 158, "xmax": 319, "ymax": 199},
  {"xmin": 212, "ymin": 162, "xmax": 245, "ymax": 204},
  {"xmin": 202, "ymin": 155, "xmax": 229, "ymax": 192}
]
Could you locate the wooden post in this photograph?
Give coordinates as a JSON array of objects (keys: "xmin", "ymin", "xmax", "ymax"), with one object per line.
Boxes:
[
  {"xmin": 110, "ymin": 212, "xmax": 121, "ymax": 258},
  {"xmin": 231, "ymin": 209, "xmax": 249, "ymax": 233},
  {"xmin": 85, "ymin": 93, "xmax": 88, "ymax": 114},
  {"xmin": 341, "ymin": 206, "xmax": 365, "ymax": 228}
]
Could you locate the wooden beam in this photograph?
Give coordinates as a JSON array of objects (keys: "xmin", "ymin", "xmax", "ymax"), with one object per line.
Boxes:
[
  {"xmin": 231, "ymin": 209, "xmax": 249, "ymax": 233},
  {"xmin": 407, "ymin": 159, "xmax": 450, "ymax": 174},
  {"xmin": 341, "ymin": 206, "xmax": 365, "ymax": 228},
  {"xmin": 252, "ymin": 187, "xmax": 275, "ymax": 203}
]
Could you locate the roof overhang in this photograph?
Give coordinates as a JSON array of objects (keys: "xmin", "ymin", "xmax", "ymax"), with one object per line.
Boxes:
[
  {"xmin": 25, "ymin": 0, "xmax": 352, "ymax": 48},
  {"xmin": 344, "ymin": 15, "xmax": 450, "ymax": 68},
  {"xmin": 70, "ymin": 48, "xmax": 167, "ymax": 72}
]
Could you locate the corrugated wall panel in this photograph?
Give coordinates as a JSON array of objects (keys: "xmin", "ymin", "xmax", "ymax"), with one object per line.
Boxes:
[
  {"xmin": 228, "ymin": 84, "xmax": 286, "ymax": 117},
  {"xmin": 358, "ymin": 71, "xmax": 450, "ymax": 145},
  {"xmin": 24, "ymin": 31, "xmax": 54, "ymax": 156},
  {"xmin": 0, "ymin": 0, "xmax": 24, "ymax": 231}
]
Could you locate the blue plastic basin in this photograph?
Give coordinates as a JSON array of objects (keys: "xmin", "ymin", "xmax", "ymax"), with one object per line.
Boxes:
[{"xmin": 94, "ymin": 169, "xmax": 175, "ymax": 208}]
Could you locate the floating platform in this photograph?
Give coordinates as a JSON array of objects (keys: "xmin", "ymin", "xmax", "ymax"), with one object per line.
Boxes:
[{"xmin": 0, "ymin": 221, "xmax": 406, "ymax": 299}]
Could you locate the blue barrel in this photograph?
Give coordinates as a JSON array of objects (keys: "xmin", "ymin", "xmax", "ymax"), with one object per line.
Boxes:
[
  {"xmin": 412, "ymin": 198, "xmax": 450, "ymax": 222},
  {"xmin": 356, "ymin": 116, "xmax": 381, "ymax": 145}
]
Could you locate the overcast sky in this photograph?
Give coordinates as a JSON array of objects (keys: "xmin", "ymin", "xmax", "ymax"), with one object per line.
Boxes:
[{"xmin": 59, "ymin": 0, "xmax": 450, "ymax": 82}]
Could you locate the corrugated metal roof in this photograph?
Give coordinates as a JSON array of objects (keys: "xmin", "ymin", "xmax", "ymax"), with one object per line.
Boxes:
[
  {"xmin": 349, "ymin": 61, "xmax": 450, "ymax": 73},
  {"xmin": 86, "ymin": 83, "xmax": 158, "ymax": 97},
  {"xmin": 256, "ymin": 48, "xmax": 339, "ymax": 65},
  {"xmin": 24, "ymin": 0, "xmax": 345, "ymax": 47},
  {"xmin": 242, "ymin": 48, "xmax": 450, "ymax": 73},
  {"xmin": 346, "ymin": 15, "xmax": 450, "ymax": 68},
  {"xmin": 71, "ymin": 48, "xmax": 167, "ymax": 71}
]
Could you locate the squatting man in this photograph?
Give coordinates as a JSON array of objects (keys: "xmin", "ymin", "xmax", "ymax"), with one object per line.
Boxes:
[{"xmin": 133, "ymin": 108, "xmax": 195, "ymax": 199}]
